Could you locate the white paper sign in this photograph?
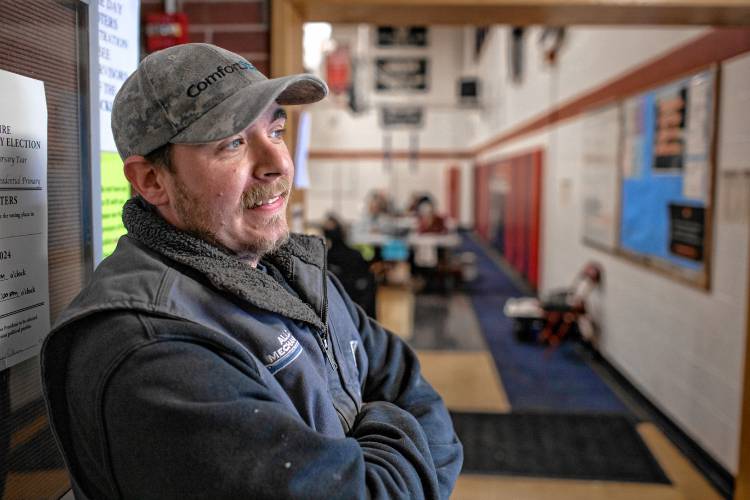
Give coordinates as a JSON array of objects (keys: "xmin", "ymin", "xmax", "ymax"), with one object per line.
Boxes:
[
  {"xmin": 294, "ymin": 111, "xmax": 312, "ymax": 189},
  {"xmin": 98, "ymin": 0, "xmax": 140, "ymax": 153},
  {"xmin": 0, "ymin": 69, "xmax": 50, "ymax": 371},
  {"xmin": 581, "ymin": 104, "xmax": 621, "ymax": 250},
  {"xmin": 682, "ymin": 73, "xmax": 712, "ymax": 201}
]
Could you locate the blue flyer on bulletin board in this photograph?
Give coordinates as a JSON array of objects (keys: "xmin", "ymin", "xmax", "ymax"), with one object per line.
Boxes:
[{"xmin": 619, "ymin": 69, "xmax": 715, "ymax": 279}]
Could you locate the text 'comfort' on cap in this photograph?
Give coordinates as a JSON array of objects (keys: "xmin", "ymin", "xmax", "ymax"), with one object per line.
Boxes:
[{"xmin": 111, "ymin": 43, "xmax": 328, "ymax": 160}]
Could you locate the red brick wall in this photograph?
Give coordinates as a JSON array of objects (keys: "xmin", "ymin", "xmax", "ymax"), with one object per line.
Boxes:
[{"xmin": 140, "ymin": 0, "xmax": 270, "ymax": 75}]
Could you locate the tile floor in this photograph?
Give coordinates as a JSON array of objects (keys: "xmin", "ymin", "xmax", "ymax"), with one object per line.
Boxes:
[{"xmin": 377, "ymin": 286, "xmax": 723, "ymax": 500}]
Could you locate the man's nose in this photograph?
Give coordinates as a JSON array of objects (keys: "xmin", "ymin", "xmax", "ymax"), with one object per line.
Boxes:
[{"xmin": 249, "ymin": 132, "xmax": 291, "ymax": 181}]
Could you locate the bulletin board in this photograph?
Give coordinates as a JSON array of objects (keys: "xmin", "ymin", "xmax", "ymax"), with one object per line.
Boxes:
[{"xmin": 581, "ymin": 67, "xmax": 717, "ymax": 289}]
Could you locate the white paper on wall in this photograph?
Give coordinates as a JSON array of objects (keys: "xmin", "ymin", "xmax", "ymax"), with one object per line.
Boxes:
[
  {"xmin": 581, "ymin": 104, "xmax": 621, "ymax": 250},
  {"xmin": 98, "ymin": 0, "xmax": 141, "ymax": 153},
  {"xmin": 682, "ymin": 74, "xmax": 711, "ymax": 201},
  {"xmin": 720, "ymin": 170, "xmax": 750, "ymax": 224},
  {"xmin": 294, "ymin": 111, "xmax": 312, "ymax": 189},
  {"xmin": 0, "ymin": 69, "xmax": 50, "ymax": 371},
  {"xmin": 683, "ymin": 158, "xmax": 707, "ymax": 202}
]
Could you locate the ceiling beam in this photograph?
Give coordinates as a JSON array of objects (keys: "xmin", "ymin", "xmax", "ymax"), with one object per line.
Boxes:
[{"xmin": 293, "ymin": 0, "xmax": 750, "ymax": 26}]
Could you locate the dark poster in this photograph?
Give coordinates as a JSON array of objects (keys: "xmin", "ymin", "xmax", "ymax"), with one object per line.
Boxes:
[
  {"xmin": 380, "ymin": 107, "xmax": 423, "ymax": 128},
  {"xmin": 376, "ymin": 26, "xmax": 428, "ymax": 47},
  {"xmin": 375, "ymin": 58, "xmax": 428, "ymax": 92},
  {"xmin": 668, "ymin": 203, "xmax": 705, "ymax": 262}
]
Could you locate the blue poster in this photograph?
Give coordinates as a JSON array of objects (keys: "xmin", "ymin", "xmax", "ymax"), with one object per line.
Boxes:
[{"xmin": 619, "ymin": 70, "xmax": 714, "ymax": 274}]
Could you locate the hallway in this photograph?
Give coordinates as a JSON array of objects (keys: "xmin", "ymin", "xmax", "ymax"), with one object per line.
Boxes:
[{"xmin": 376, "ymin": 234, "xmax": 724, "ymax": 499}]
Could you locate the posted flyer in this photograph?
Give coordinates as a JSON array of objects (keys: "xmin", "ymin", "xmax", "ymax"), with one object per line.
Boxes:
[{"xmin": 0, "ymin": 69, "xmax": 50, "ymax": 371}]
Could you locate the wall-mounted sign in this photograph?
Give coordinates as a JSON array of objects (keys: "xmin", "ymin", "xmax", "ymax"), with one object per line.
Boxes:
[
  {"xmin": 380, "ymin": 107, "xmax": 424, "ymax": 129},
  {"xmin": 375, "ymin": 58, "xmax": 428, "ymax": 92},
  {"xmin": 578, "ymin": 68, "xmax": 716, "ymax": 288},
  {"xmin": 0, "ymin": 69, "xmax": 50, "ymax": 371},
  {"xmin": 376, "ymin": 26, "xmax": 428, "ymax": 47},
  {"xmin": 99, "ymin": 0, "xmax": 140, "ymax": 259},
  {"xmin": 620, "ymin": 69, "xmax": 714, "ymax": 280},
  {"xmin": 581, "ymin": 105, "xmax": 620, "ymax": 250},
  {"xmin": 668, "ymin": 203, "xmax": 705, "ymax": 262}
]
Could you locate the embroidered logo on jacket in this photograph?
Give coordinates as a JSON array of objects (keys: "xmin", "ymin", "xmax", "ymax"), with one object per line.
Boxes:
[{"xmin": 264, "ymin": 330, "xmax": 303, "ymax": 375}]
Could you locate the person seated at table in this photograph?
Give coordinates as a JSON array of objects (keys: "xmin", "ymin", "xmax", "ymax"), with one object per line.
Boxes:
[
  {"xmin": 323, "ymin": 214, "xmax": 377, "ymax": 317},
  {"xmin": 416, "ymin": 197, "xmax": 447, "ymax": 234},
  {"xmin": 358, "ymin": 190, "xmax": 395, "ymax": 235},
  {"xmin": 406, "ymin": 193, "xmax": 432, "ymax": 216}
]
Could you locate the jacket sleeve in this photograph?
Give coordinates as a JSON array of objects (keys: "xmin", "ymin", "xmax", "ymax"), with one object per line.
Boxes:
[
  {"xmin": 101, "ymin": 334, "xmax": 440, "ymax": 500},
  {"xmin": 327, "ymin": 274, "xmax": 463, "ymax": 499}
]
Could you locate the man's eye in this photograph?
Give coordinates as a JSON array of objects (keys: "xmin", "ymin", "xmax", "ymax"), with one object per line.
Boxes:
[
  {"xmin": 223, "ymin": 138, "xmax": 244, "ymax": 150},
  {"xmin": 271, "ymin": 127, "xmax": 286, "ymax": 139}
]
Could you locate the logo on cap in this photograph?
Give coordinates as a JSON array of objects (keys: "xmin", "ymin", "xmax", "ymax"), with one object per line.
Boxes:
[{"xmin": 186, "ymin": 60, "xmax": 256, "ymax": 98}]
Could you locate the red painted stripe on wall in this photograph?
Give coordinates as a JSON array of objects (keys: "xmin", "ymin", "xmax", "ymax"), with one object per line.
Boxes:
[{"xmin": 308, "ymin": 150, "xmax": 474, "ymax": 160}]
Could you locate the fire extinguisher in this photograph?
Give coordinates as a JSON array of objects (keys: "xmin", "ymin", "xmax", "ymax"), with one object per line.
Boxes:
[{"xmin": 144, "ymin": 0, "xmax": 189, "ymax": 53}]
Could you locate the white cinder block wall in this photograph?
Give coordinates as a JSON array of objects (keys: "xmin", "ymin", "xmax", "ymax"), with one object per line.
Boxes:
[{"xmin": 475, "ymin": 26, "xmax": 749, "ymax": 473}]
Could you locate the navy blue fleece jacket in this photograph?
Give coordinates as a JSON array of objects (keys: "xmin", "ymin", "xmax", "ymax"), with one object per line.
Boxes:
[{"xmin": 41, "ymin": 199, "xmax": 462, "ymax": 499}]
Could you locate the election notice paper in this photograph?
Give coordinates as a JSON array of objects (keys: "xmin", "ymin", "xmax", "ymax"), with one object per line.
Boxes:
[{"xmin": 0, "ymin": 69, "xmax": 50, "ymax": 371}]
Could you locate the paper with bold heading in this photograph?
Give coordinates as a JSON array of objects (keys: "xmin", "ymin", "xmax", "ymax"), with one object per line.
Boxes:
[{"xmin": 0, "ymin": 69, "xmax": 50, "ymax": 371}]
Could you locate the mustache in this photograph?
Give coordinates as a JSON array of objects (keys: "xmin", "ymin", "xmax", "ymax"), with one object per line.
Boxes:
[{"xmin": 241, "ymin": 178, "xmax": 292, "ymax": 208}]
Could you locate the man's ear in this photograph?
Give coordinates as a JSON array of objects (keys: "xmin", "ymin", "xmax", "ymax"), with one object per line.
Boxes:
[{"xmin": 123, "ymin": 156, "xmax": 172, "ymax": 207}]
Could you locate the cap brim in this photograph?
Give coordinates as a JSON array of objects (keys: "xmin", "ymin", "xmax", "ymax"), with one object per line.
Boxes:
[{"xmin": 170, "ymin": 74, "xmax": 327, "ymax": 145}]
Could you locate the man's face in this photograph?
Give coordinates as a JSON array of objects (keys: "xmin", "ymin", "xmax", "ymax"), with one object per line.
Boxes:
[{"xmin": 162, "ymin": 104, "xmax": 294, "ymax": 262}]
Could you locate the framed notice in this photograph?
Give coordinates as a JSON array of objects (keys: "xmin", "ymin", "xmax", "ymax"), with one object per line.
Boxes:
[
  {"xmin": 375, "ymin": 58, "xmax": 429, "ymax": 92},
  {"xmin": 581, "ymin": 104, "xmax": 621, "ymax": 250},
  {"xmin": 0, "ymin": 69, "xmax": 50, "ymax": 370}
]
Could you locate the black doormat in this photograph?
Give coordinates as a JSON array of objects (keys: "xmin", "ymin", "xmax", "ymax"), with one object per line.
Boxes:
[{"xmin": 451, "ymin": 411, "xmax": 671, "ymax": 484}]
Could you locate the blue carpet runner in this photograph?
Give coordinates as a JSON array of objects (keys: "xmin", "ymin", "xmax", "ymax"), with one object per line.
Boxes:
[{"xmin": 458, "ymin": 233, "xmax": 630, "ymax": 414}]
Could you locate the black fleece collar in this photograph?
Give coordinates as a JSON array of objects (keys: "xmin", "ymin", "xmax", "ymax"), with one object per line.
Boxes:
[{"xmin": 122, "ymin": 197, "xmax": 326, "ymax": 330}]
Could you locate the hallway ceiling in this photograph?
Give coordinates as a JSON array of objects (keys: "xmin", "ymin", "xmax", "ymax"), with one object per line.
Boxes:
[{"xmin": 293, "ymin": 0, "xmax": 750, "ymax": 26}]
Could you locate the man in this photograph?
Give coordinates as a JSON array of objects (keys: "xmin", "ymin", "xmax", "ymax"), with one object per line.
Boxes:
[{"xmin": 40, "ymin": 43, "xmax": 462, "ymax": 499}]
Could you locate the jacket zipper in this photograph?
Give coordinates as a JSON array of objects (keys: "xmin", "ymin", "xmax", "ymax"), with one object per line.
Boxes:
[
  {"xmin": 319, "ymin": 244, "xmax": 361, "ymax": 416},
  {"xmin": 319, "ymin": 245, "xmax": 338, "ymax": 371},
  {"xmin": 317, "ymin": 253, "xmax": 352, "ymax": 432},
  {"xmin": 320, "ymin": 327, "xmax": 338, "ymax": 371}
]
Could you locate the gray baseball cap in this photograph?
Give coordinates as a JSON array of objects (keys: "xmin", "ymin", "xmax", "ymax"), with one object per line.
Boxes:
[{"xmin": 111, "ymin": 43, "xmax": 328, "ymax": 159}]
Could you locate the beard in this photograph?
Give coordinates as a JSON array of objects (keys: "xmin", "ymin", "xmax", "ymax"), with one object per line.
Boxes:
[{"xmin": 171, "ymin": 176, "xmax": 291, "ymax": 261}]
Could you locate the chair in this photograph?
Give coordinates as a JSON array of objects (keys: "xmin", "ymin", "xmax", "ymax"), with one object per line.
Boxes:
[{"xmin": 503, "ymin": 262, "xmax": 603, "ymax": 347}]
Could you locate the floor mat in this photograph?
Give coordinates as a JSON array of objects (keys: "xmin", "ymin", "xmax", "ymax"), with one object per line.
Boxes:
[{"xmin": 451, "ymin": 411, "xmax": 671, "ymax": 484}]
